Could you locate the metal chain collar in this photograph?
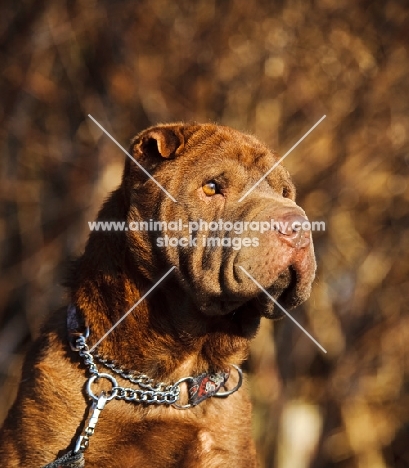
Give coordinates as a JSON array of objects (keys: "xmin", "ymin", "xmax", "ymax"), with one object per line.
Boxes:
[
  {"xmin": 92, "ymin": 353, "xmax": 181, "ymax": 403},
  {"xmin": 69, "ymin": 323, "xmax": 243, "ymax": 456},
  {"xmin": 72, "ymin": 329, "xmax": 243, "ymax": 410},
  {"xmin": 71, "ymin": 329, "xmax": 181, "ymax": 406},
  {"xmin": 43, "ymin": 305, "xmax": 243, "ymax": 466}
]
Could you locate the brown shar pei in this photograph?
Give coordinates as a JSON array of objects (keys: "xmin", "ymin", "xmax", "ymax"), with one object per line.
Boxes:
[{"xmin": 0, "ymin": 123, "xmax": 316, "ymax": 467}]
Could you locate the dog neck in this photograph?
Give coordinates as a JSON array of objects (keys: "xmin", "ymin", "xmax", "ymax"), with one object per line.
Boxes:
[{"xmin": 69, "ymin": 270, "xmax": 251, "ymax": 381}]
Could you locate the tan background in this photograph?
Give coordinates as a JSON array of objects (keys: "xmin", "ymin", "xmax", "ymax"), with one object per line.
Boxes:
[{"xmin": 1, "ymin": 1, "xmax": 408, "ymax": 466}]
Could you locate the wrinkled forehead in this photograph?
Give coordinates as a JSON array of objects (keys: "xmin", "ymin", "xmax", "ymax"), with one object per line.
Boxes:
[
  {"xmin": 184, "ymin": 125, "xmax": 289, "ymax": 180},
  {"xmin": 185, "ymin": 126, "xmax": 273, "ymax": 162}
]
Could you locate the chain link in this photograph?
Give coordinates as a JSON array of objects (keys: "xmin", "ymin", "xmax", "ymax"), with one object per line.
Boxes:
[
  {"xmin": 94, "ymin": 354, "xmax": 167, "ymax": 389},
  {"xmin": 72, "ymin": 333, "xmax": 99, "ymax": 376},
  {"xmin": 93, "ymin": 353, "xmax": 181, "ymax": 404},
  {"xmin": 112, "ymin": 386, "xmax": 180, "ymax": 404},
  {"xmin": 71, "ymin": 332, "xmax": 181, "ymax": 405}
]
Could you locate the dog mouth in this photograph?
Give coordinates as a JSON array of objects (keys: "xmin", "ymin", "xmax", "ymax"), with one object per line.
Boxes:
[
  {"xmin": 209, "ymin": 267, "xmax": 298, "ymax": 339},
  {"xmin": 219, "ymin": 266, "xmax": 299, "ymax": 320},
  {"xmin": 206, "ymin": 256, "xmax": 311, "ymax": 319},
  {"xmin": 244, "ymin": 266, "xmax": 295, "ymax": 320}
]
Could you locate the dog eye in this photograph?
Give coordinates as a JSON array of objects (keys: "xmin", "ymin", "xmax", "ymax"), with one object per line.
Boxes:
[
  {"xmin": 282, "ymin": 186, "xmax": 290, "ymax": 198},
  {"xmin": 202, "ymin": 181, "xmax": 218, "ymax": 196}
]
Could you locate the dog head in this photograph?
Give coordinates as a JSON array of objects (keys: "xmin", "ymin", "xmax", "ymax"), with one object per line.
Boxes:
[{"xmin": 120, "ymin": 123, "xmax": 316, "ymax": 321}]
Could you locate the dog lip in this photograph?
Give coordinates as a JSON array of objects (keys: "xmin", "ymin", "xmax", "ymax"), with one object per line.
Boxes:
[
  {"xmin": 220, "ymin": 299, "xmax": 247, "ymax": 314},
  {"xmin": 275, "ymin": 266, "xmax": 298, "ymax": 309},
  {"xmin": 253, "ymin": 259, "xmax": 313, "ymax": 319}
]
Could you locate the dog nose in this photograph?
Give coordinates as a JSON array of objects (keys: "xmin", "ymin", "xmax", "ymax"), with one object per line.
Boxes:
[{"xmin": 275, "ymin": 214, "xmax": 311, "ymax": 249}]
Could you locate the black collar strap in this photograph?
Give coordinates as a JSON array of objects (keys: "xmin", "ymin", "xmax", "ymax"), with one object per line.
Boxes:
[{"xmin": 67, "ymin": 303, "xmax": 89, "ymax": 348}]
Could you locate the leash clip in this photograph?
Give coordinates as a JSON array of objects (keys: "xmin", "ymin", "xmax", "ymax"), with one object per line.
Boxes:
[{"xmin": 73, "ymin": 392, "xmax": 108, "ymax": 454}]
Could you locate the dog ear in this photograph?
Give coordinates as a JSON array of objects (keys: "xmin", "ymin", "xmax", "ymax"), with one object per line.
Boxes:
[
  {"xmin": 137, "ymin": 128, "xmax": 185, "ymax": 159},
  {"xmin": 123, "ymin": 126, "xmax": 186, "ymax": 183},
  {"xmin": 133, "ymin": 126, "xmax": 185, "ymax": 162}
]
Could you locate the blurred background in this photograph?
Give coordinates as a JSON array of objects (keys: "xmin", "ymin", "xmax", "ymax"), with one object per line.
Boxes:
[{"xmin": 0, "ymin": 0, "xmax": 408, "ymax": 466}]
